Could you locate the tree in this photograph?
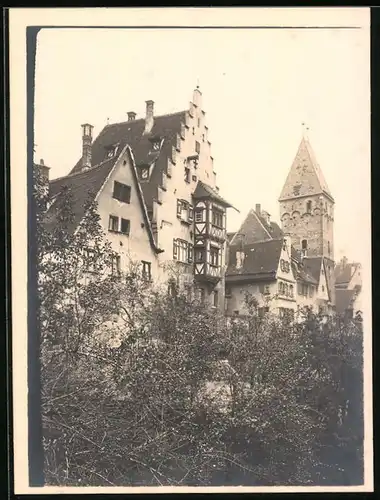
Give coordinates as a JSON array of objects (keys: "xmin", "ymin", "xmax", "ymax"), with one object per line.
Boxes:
[{"xmin": 36, "ymin": 183, "xmax": 364, "ymax": 487}]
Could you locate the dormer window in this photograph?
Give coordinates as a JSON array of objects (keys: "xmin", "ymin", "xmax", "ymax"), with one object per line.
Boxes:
[
  {"xmin": 105, "ymin": 144, "xmax": 119, "ymax": 159},
  {"xmin": 141, "ymin": 167, "xmax": 149, "ymax": 180}
]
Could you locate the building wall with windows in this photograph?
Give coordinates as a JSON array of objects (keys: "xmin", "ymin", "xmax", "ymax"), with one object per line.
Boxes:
[{"xmin": 95, "ymin": 148, "xmax": 158, "ymax": 279}]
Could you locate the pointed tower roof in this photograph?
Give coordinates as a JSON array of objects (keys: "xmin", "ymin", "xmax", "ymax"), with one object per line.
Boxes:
[{"xmin": 279, "ymin": 136, "xmax": 334, "ymax": 203}]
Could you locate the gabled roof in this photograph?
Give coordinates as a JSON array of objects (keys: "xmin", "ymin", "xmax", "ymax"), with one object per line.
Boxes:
[
  {"xmin": 193, "ymin": 180, "xmax": 235, "ymax": 209},
  {"xmin": 292, "ymin": 263, "xmax": 319, "ymax": 285},
  {"xmin": 70, "ymin": 111, "xmax": 187, "ymax": 210},
  {"xmin": 230, "ymin": 208, "xmax": 283, "ymax": 246},
  {"xmin": 45, "ymin": 146, "xmax": 160, "ymax": 252},
  {"xmin": 302, "ymin": 256, "xmax": 323, "ymax": 283},
  {"xmin": 226, "ymin": 239, "xmax": 283, "ymax": 280},
  {"xmin": 279, "ymin": 137, "xmax": 334, "ymax": 202},
  {"xmin": 335, "ymin": 262, "xmax": 360, "ymax": 286},
  {"xmin": 46, "ymin": 157, "xmax": 117, "ymax": 234}
]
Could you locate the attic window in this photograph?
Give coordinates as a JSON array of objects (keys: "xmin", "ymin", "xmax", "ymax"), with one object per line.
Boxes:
[
  {"xmin": 152, "ymin": 140, "xmax": 160, "ymax": 151},
  {"xmin": 140, "ymin": 167, "xmax": 149, "ymax": 180},
  {"xmin": 113, "ymin": 181, "xmax": 131, "ymax": 204},
  {"xmin": 105, "ymin": 145, "xmax": 119, "ymax": 159},
  {"xmin": 293, "ymin": 185, "xmax": 301, "ymax": 196}
]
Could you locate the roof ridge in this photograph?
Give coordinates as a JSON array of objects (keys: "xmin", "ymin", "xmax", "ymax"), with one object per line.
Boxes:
[
  {"xmin": 50, "ymin": 156, "xmax": 115, "ymax": 184},
  {"xmin": 106, "ymin": 110, "xmax": 187, "ymax": 128}
]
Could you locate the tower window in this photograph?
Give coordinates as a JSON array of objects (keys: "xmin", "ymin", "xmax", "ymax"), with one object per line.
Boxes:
[
  {"xmin": 306, "ymin": 201, "xmax": 312, "ymax": 213},
  {"xmin": 302, "ymin": 239, "xmax": 308, "ymax": 250}
]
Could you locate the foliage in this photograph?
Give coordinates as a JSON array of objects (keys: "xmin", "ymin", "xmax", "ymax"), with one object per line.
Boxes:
[{"xmin": 35, "ymin": 173, "xmax": 364, "ymax": 487}]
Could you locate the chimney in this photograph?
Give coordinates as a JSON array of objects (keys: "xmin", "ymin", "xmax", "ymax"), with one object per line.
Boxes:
[
  {"xmin": 255, "ymin": 204, "xmax": 261, "ymax": 215},
  {"xmin": 144, "ymin": 100, "xmax": 154, "ymax": 135},
  {"xmin": 81, "ymin": 123, "xmax": 94, "ymax": 170},
  {"xmin": 341, "ymin": 256, "xmax": 348, "ymax": 268},
  {"xmin": 127, "ymin": 111, "xmax": 136, "ymax": 121}
]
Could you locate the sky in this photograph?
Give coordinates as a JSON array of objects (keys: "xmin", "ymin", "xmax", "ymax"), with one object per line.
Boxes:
[{"xmin": 34, "ymin": 25, "xmax": 370, "ymax": 263}]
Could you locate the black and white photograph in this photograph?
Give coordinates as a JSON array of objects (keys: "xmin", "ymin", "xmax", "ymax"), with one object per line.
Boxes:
[{"xmin": 9, "ymin": 7, "xmax": 372, "ymax": 494}]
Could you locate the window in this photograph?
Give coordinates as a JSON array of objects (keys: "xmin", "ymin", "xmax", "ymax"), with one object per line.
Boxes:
[
  {"xmin": 264, "ymin": 285, "xmax": 270, "ymax": 295},
  {"xmin": 111, "ymin": 254, "xmax": 121, "ymax": 275},
  {"xmin": 83, "ymin": 248, "xmax": 98, "ymax": 273},
  {"xmin": 188, "ymin": 244, "xmax": 194, "ymax": 263},
  {"xmin": 289, "ymin": 285, "xmax": 294, "ymax": 297},
  {"xmin": 195, "ymin": 141, "xmax": 200, "ymax": 154},
  {"xmin": 188, "ymin": 205, "xmax": 194, "ymax": 222},
  {"xmin": 299, "ymin": 284, "xmax": 308, "ymax": 296},
  {"xmin": 113, "ymin": 181, "xmax": 131, "ymax": 203},
  {"xmin": 210, "ymin": 246, "xmax": 220, "ymax": 267},
  {"xmin": 142, "ymin": 261, "xmax": 152, "ymax": 281},
  {"xmin": 302, "ymin": 239, "xmax": 308, "ymax": 250},
  {"xmin": 197, "ymin": 288, "xmax": 205, "ymax": 303},
  {"xmin": 212, "ymin": 208, "xmax": 224, "ymax": 228},
  {"xmin": 213, "ymin": 290, "xmax": 219, "ymax": 308},
  {"xmin": 184, "ymin": 167, "xmax": 190, "ymax": 183},
  {"xmin": 105, "ymin": 145, "xmax": 118, "ymax": 159},
  {"xmin": 173, "ymin": 239, "xmax": 190, "ymax": 263},
  {"xmin": 225, "ymin": 286, "xmax": 232, "ymax": 298},
  {"xmin": 109, "ymin": 215, "xmax": 119, "ymax": 232},
  {"xmin": 192, "ymin": 175, "xmax": 197, "ymax": 182},
  {"xmin": 202, "ymin": 134, "xmax": 205, "ymax": 142},
  {"xmin": 141, "ymin": 167, "xmax": 149, "ymax": 180},
  {"xmin": 284, "ymin": 284, "xmax": 289, "ymax": 296},
  {"xmin": 278, "ymin": 282, "xmax": 284, "ymax": 295},
  {"xmin": 306, "ymin": 200, "xmax": 312, "ymax": 213},
  {"xmin": 321, "ymin": 285, "xmax": 325, "ymax": 292},
  {"xmin": 120, "ymin": 218, "xmax": 130, "ymax": 235},
  {"xmin": 293, "ymin": 185, "xmax": 301, "ymax": 196},
  {"xmin": 192, "ymin": 127, "xmax": 195, "ymax": 135},
  {"xmin": 197, "ymin": 118, "xmax": 201, "ymax": 127},
  {"xmin": 327, "ymin": 241, "xmax": 331, "ymax": 255},
  {"xmin": 195, "ymin": 247, "xmax": 205, "ymax": 263},
  {"xmin": 195, "ymin": 207, "xmax": 204, "ymax": 222},
  {"xmin": 177, "ymin": 199, "xmax": 182, "ymax": 216}
]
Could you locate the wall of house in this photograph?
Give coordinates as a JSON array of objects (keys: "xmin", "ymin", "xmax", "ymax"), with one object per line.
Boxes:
[
  {"xmin": 152, "ymin": 89, "xmax": 227, "ymax": 310},
  {"xmin": 280, "ymin": 194, "xmax": 334, "ymax": 260},
  {"xmin": 96, "ymin": 150, "xmax": 159, "ymax": 277}
]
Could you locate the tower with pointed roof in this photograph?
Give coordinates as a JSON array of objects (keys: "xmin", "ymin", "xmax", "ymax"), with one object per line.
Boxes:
[{"xmin": 278, "ymin": 133, "xmax": 335, "ymax": 270}]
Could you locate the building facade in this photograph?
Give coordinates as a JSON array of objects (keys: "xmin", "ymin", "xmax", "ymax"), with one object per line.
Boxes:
[
  {"xmin": 225, "ymin": 134, "xmax": 336, "ymax": 318},
  {"xmin": 41, "ymin": 87, "xmax": 235, "ymax": 311}
]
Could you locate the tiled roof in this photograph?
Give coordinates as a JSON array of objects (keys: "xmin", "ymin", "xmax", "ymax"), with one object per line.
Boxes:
[
  {"xmin": 230, "ymin": 208, "xmax": 282, "ymax": 246},
  {"xmin": 335, "ymin": 262, "xmax": 359, "ymax": 286},
  {"xmin": 226, "ymin": 239, "xmax": 283, "ymax": 279},
  {"xmin": 279, "ymin": 137, "xmax": 334, "ymax": 202},
  {"xmin": 193, "ymin": 180, "xmax": 234, "ymax": 208},
  {"xmin": 335, "ymin": 289, "xmax": 356, "ymax": 314},
  {"xmin": 302, "ymin": 257, "xmax": 322, "ymax": 283},
  {"xmin": 70, "ymin": 111, "xmax": 187, "ymax": 210},
  {"xmin": 294, "ymin": 265, "xmax": 319, "ymax": 285},
  {"xmin": 45, "ymin": 146, "xmax": 160, "ymax": 252},
  {"xmin": 46, "ymin": 157, "xmax": 117, "ymax": 234}
]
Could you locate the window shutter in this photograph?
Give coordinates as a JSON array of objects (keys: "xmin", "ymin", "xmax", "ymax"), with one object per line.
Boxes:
[
  {"xmin": 177, "ymin": 200, "xmax": 182, "ymax": 216},
  {"xmin": 188, "ymin": 244, "xmax": 193, "ymax": 263}
]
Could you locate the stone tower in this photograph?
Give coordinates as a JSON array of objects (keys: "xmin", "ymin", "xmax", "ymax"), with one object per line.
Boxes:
[{"xmin": 278, "ymin": 134, "xmax": 335, "ymax": 267}]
